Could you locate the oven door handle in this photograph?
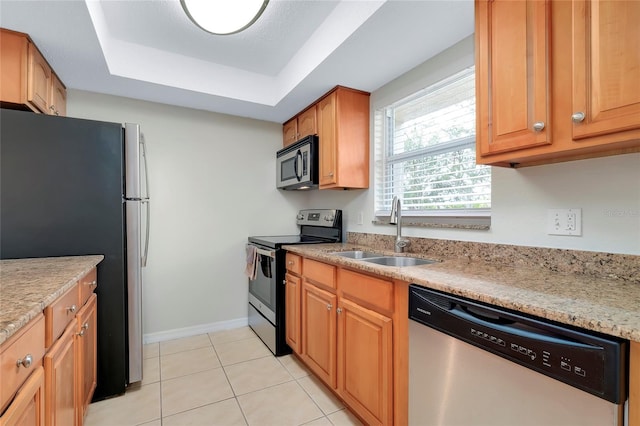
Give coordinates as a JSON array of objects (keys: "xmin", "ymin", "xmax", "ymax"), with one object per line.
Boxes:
[{"xmin": 254, "ymin": 247, "xmax": 275, "ymax": 259}]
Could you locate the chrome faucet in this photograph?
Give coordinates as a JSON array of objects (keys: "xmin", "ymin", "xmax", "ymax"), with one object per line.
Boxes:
[{"xmin": 389, "ymin": 196, "xmax": 409, "ymax": 253}]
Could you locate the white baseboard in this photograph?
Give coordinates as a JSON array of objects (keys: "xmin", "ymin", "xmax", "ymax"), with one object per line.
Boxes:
[{"xmin": 143, "ymin": 317, "xmax": 249, "ymax": 344}]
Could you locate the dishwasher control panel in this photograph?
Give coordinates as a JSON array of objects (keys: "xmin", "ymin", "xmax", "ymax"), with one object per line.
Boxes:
[{"xmin": 409, "ymin": 285, "xmax": 628, "ymax": 404}]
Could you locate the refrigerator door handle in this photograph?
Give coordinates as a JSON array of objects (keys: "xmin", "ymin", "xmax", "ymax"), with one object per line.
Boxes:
[{"xmin": 140, "ymin": 135, "xmax": 150, "ymax": 268}]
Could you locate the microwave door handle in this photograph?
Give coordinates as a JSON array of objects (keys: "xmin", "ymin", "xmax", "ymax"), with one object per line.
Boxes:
[{"xmin": 295, "ymin": 150, "xmax": 303, "ymax": 181}]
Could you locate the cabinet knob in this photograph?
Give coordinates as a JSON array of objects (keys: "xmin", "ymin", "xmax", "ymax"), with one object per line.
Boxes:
[
  {"xmin": 572, "ymin": 112, "xmax": 586, "ymax": 123},
  {"xmin": 532, "ymin": 121, "xmax": 545, "ymax": 132},
  {"xmin": 77, "ymin": 330, "xmax": 85, "ymax": 337},
  {"xmin": 67, "ymin": 304, "xmax": 77, "ymax": 314},
  {"xmin": 328, "ymin": 172, "xmax": 334, "ymax": 177},
  {"xmin": 327, "ymin": 303, "xmax": 333, "ymax": 311},
  {"xmin": 287, "ymin": 261, "xmax": 293, "ymax": 265},
  {"xmin": 16, "ymin": 354, "xmax": 33, "ymax": 369},
  {"xmin": 82, "ymin": 322, "xmax": 89, "ymax": 330},
  {"xmin": 337, "ymin": 308, "xmax": 343, "ymax": 314},
  {"xmin": 85, "ymin": 280, "xmax": 97, "ymax": 286}
]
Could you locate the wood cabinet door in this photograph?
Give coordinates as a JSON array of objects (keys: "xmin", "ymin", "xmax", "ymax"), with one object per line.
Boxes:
[
  {"xmin": 476, "ymin": 0, "xmax": 551, "ymax": 158},
  {"xmin": 75, "ymin": 294, "xmax": 97, "ymax": 426},
  {"xmin": 297, "ymin": 106, "xmax": 317, "ymax": 139},
  {"xmin": 284, "ymin": 273, "xmax": 301, "ymax": 354},
  {"xmin": 283, "ymin": 117, "xmax": 298, "ymax": 147},
  {"xmin": 318, "ymin": 92, "xmax": 338, "ymax": 187},
  {"xmin": 44, "ymin": 323, "xmax": 76, "ymax": 426},
  {"xmin": 337, "ymin": 298, "xmax": 393, "ymax": 426},
  {"xmin": 49, "ymin": 74, "xmax": 66, "ymax": 117},
  {"xmin": 0, "ymin": 367, "xmax": 45, "ymax": 426},
  {"xmin": 571, "ymin": 0, "xmax": 640, "ymax": 140},
  {"xmin": 301, "ymin": 281, "xmax": 337, "ymax": 388},
  {"xmin": 27, "ymin": 44, "xmax": 50, "ymax": 114}
]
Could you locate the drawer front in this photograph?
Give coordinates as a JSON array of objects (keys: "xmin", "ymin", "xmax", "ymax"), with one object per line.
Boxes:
[
  {"xmin": 285, "ymin": 253, "xmax": 302, "ymax": 275},
  {"xmin": 78, "ymin": 268, "xmax": 97, "ymax": 307},
  {"xmin": 44, "ymin": 283, "xmax": 78, "ymax": 348},
  {"xmin": 303, "ymin": 258, "xmax": 336, "ymax": 289},
  {"xmin": 0, "ymin": 314, "xmax": 45, "ymax": 413},
  {"xmin": 339, "ymin": 269, "xmax": 394, "ymax": 313}
]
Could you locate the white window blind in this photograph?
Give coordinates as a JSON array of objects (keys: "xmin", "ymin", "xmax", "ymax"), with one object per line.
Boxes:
[{"xmin": 374, "ymin": 66, "xmax": 491, "ymax": 217}]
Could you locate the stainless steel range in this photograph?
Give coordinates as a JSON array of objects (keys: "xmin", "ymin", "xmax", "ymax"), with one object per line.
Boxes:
[{"xmin": 247, "ymin": 209, "xmax": 342, "ymax": 355}]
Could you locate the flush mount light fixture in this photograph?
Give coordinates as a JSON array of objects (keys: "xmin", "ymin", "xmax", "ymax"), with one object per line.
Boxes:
[{"xmin": 181, "ymin": 0, "xmax": 269, "ymax": 35}]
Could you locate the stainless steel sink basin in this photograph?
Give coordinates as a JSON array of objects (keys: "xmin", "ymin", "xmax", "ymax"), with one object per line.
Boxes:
[
  {"xmin": 362, "ymin": 256, "xmax": 437, "ymax": 267},
  {"xmin": 330, "ymin": 250, "xmax": 381, "ymax": 259}
]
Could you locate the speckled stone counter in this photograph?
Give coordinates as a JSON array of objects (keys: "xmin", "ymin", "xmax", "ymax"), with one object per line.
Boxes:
[
  {"xmin": 0, "ymin": 255, "xmax": 104, "ymax": 345},
  {"xmin": 283, "ymin": 243, "xmax": 640, "ymax": 342}
]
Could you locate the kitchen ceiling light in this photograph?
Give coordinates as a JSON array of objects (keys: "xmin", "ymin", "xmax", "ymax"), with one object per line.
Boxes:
[{"xmin": 181, "ymin": 0, "xmax": 269, "ymax": 35}]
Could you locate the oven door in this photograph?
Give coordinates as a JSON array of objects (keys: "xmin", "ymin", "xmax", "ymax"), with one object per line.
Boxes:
[{"xmin": 248, "ymin": 245, "xmax": 277, "ymax": 324}]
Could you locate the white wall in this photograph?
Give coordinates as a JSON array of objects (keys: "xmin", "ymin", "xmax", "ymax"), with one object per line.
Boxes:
[
  {"xmin": 302, "ymin": 36, "xmax": 640, "ymax": 255},
  {"xmin": 68, "ymin": 91, "xmax": 308, "ymax": 339}
]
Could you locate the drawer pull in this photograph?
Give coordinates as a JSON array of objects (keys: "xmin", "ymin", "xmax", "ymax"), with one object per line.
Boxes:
[
  {"xmin": 16, "ymin": 354, "xmax": 33, "ymax": 369},
  {"xmin": 67, "ymin": 304, "xmax": 77, "ymax": 313}
]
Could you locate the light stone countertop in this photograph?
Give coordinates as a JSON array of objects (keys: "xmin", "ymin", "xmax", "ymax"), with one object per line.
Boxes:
[
  {"xmin": 0, "ymin": 255, "xmax": 104, "ymax": 345},
  {"xmin": 283, "ymin": 243, "xmax": 640, "ymax": 342}
]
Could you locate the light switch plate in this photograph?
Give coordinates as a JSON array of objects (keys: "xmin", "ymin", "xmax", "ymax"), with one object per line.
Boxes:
[{"xmin": 547, "ymin": 209, "xmax": 582, "ymax": 236}]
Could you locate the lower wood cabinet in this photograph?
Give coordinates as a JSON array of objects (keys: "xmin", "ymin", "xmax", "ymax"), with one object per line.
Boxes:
[
  {"xmin": 44, "ymin": 323, "xmax": 75, "ymax": 426},
  {"xmin": 0, "ymin": 366, "xmax": 45, "ymax": 426},
  {"xmin": 301, "ymin": 281, "xmax": 337, "ymax": 388},
  {"xmin": 284, "ymin": 273, "xmax": 301, "ymax": 354},
  {"xmin": 338, "ymin": 298, "xmax": 393, "ymax": 426},
  {"xmin": 290, "ymin": 257, "xmax": 398, "ymax": 426},
  {"xmin": 75, "ymin": 294, "xmax": 97, "ymax": 426}
]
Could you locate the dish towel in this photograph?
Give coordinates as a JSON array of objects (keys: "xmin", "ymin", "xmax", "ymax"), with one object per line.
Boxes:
[{"xmin": 245, "ymin": 245, "xmax": 258, "ymax": 281}]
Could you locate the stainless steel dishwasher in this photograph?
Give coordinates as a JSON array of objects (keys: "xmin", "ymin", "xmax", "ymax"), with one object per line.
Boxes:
[{"xmin": 408, "ymin": 284, "xmax": 628, "ymax": 426}]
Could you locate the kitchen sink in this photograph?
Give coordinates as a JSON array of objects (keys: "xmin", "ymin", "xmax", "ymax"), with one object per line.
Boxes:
[
  {"xmin": 362, "ymin": 256, "xmax": 437, "ymax": 267},
  {"xmin": 330, "ymin": 250, "xmax": 381, "ymax": 259}
]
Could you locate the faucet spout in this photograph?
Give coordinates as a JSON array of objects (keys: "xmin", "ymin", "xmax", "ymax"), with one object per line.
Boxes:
[{"xmin": 389, "ymin": 196, "xmax": 409, "ymax": 253}]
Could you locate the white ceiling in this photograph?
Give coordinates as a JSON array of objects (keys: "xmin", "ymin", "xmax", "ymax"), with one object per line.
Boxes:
[{"xmin": 0, "ymin": 0, "xmax": 474, "ymax": 123}]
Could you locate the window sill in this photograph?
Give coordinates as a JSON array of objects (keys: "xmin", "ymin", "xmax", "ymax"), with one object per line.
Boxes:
[{"xmin": 372, "ymin": 219, "xmax": 490, "ymax": 231}]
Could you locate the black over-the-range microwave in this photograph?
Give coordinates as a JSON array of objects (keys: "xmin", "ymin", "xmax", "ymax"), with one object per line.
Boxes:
[{"xmin": 276, "ymin": 135, "xmax": 319, "ymax": 190}]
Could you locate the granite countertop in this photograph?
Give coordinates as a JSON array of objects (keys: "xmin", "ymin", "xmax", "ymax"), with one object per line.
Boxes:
[
  {"xmin": 283, "ymin": 243, "xmax": 640, "ymax": 342},
  {"xmin": 0, "ymin": 255, "xmax": 104, "ymax": 345}
]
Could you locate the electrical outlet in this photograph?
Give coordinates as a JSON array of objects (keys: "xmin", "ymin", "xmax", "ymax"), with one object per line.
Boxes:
[
  {"xmin": 547, "ymin": 209, "xmax": 582, "ymax": 236},
  {"xmin": 357, "ymin": 211, "xmax": 364, "ymax": 225}
]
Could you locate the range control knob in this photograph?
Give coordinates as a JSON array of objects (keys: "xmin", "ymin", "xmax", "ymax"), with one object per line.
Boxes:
[
  {"xmin": 324, "ymin": 215, "xmax": 335, "ymax": 222},
  {"xmin": 296, "ymin": 213, "xmax": 304, "ymax": 220}
]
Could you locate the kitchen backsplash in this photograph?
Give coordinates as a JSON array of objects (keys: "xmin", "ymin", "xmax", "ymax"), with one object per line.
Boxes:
[{"xmin": 347, "ymin": 232, "xmax": 640, "ymax": 283}]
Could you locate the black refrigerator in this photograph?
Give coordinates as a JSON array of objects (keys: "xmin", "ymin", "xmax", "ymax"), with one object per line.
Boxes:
[{"xmin": 0, "ymin": 108, "xmax": 149, "ymax": 400}]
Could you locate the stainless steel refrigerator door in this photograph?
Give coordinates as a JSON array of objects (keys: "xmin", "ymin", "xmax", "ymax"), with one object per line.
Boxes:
[{"xmin": 124, "ymin": 122, "xmax": 144, "ymax": 384}]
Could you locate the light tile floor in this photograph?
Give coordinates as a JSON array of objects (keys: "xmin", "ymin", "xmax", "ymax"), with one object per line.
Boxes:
[{"xmin": 84, "ymin": 327, "xmax": 363, "ymax": 426}]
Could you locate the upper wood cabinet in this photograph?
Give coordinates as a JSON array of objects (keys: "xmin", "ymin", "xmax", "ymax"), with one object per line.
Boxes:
[
  {"xmin": 475, "ymin": 0, "xmax": 552, "ymax": 156},
  {"xmin": 317, "ymin": 87, "xmax": 370, "ymax": 189},
  {"xmin": 282, "ymin": 86, "xmax": 370, "ymax": 189},
  {"xmin": 0, "ymin": 28, "xmax": 66, "ymax": 116},
  {"xmin": 571, "ymin": 0, "xmax": 640, "ymax": 140},
  {"xmin": 475, "ymin": 0, "xmax": 640, "ymax": 167},
  {"xmin": 283, "ymin": 105, "xmax": 317, "ymax": 147}
]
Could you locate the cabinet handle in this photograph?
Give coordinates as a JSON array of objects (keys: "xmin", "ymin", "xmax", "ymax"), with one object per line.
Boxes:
[
  {"xmin": 327, "ymin": 303, "xmax": 333, "ymax": 311},
  {"xmin": 77, "ymin": 324, "xmax": 89, "ymax": 337},
  {"xmin": 67, "ymin": 304, "xmax": 77, "ymax": 314},
  {"xmin": 16, "ymin": 354, "xmax": 33, "ymax": 369},
  {"xmin": 572, "ymin": 112, "xmax": 586, "ymax": 123},
  {"xmin": 532, "ymin": 121, "xmax": 545, "ymax": 132}
]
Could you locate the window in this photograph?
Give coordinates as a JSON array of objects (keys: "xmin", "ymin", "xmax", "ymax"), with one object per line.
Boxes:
[{"xmin": 374, "ymin": 66, "xmax": 491, "ymax": 220}]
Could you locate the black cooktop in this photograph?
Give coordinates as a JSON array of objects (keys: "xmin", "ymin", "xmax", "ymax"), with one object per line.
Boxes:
[{"xmin": 248, "ymin": 235, "xmax": 334, "ymax": 249}]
